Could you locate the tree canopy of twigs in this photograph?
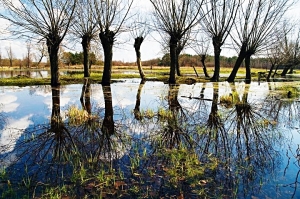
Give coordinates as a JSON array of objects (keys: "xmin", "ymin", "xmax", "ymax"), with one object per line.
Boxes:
[
  {"xmin": 192, "ymin": 35, "xmax": 211, "ymax": 77},
  {"xmin": 91, "ymin": 0, "xmax": 134, "ymax": 86},
  {"xmin": 227, "ymin": 0, "xmax": 295, "ymax": 83},
  {"xmin": 149, "ymin": 0, "xmax": 204, "ymax": 84},
  {"xmin": 71, "ymin": 0, "xmax": 99, "ymax": 78},
  {"xmin": 0, "ymin": 0, "xmax": 77, "ymax": 86},
  {"xmin": 200, "ymin": 0, "xmax": 241, "ymax": 81},
  {"xmin": 131, "ymin": 14, "xmax": 150, "ymax": 80}
]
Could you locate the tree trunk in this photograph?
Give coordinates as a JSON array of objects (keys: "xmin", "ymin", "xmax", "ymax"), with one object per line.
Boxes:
[
  {"xmin": 51, "ymin": 86, "xmax": 63, "ymax": 134},
  {"xmin": 80, "ymin": 78, "xmax": 91, "ymax": 115},
  {"xmin": 100, "ymin": 31, "xmax": 115, "ymax": 86},
  {"xmin": 281, "ymin": 65, "xmax": 292, "ymax": 76},
  {"xmin": 200, "ymin": 54, "xmax": 210, "ymax": 78},
  {"xmin": 134, "ymin": 37, "xmax": 146, "ymax": 80},
  {"xmin": 82, "ymin": 35, "xmax": 91, "ymax": 78},
  {"xmin": 245, "ymin": 55, "xmax": 251, "ymax": 84},
  {"xmin": 272, "ymin": 64, "xmax": 280, "ymax": 78},
  {"xmin": 102, "ymin": 85, "xmax": 114, "ymax": 135},
  {"xmin": 36, "ymin": 57, "xmax": 42, "ymax": 68},
  {"xmin": 51, "ymin": 86, "xmax": 60, "ymax": 120},
  {"xmin": 211, "ymin": 37, "xmax": 222, "ymax": 82},
  {"xmin": 134, "ymin": 79, "xmax": 145, "ymax": 120},
  {"xmin": 288, "ymin": 65, "xmax": 294, "ymax": 74},
  {"xmin": 176, "ymin": 57, "xmax": 181, "ymax": 76},
  {"xmin": 169, "ymin": 37, "xmax": 178, "ymax": 84},
  {"xmin": 47, "ymin": 34, "xmax": 61, "ymax": 87},
  {"xmin": 175, "ymin": 45, "xmax": 183, "ymax": 76},
  {"xmin": 267, "ymin": 63, "xmax": 276, "ymax": 81},
  {"xmin": 227, "ymin": 53, "xmax": 246, "ymax": 82},
  {"xmin": 204, "ymin": 86, "xmax": 219, "ymax": 154},
  {"xmin": 168, "ymin": 84, "xmax": 181, "ymax": 110},
  {"xmin": 227, "ymin": 42, "xmax": 249, "ymax": 83}
]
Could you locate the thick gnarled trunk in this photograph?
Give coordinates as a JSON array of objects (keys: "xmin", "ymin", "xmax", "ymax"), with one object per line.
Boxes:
[
  {"xmin": 134, "ymin": 37, "xmax": 146, "ymax": 80},
  {"xmin": 211, "ymin": 37, "xmax": 223, "ymax": 82},
  {"xmin": 227, "ymin": 54, "xmax": 245, "ymax": 82},
  {"xmin": 100, "ymin": 31, "xmax": 115, "ymax": 86},
  {"xmin": 227, "ymin": 43, "xmax": 247, "ymax": 82},
  {"xmin": 82, "ymin": 35, "xmax": 92, "ymax": 78},
  {"xmin": 169, "ymin": 37, "xmax": 178, "ymax": 84},
  {"xmin": 47, "ymin": 34, "xmax": 61, "ymax": 87}
]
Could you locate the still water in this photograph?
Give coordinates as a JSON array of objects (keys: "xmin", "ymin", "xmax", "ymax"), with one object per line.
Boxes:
[
  {"xmin": 0, "ymin": 79, "xmax": 299, "ymax": 198},
  {"xmin": 0, "ymin": 70, "xmax": 49, "ymax": 78}
]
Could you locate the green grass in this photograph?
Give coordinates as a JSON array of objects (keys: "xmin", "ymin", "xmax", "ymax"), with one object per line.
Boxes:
[{"xmin": 0, "ymin": 66, "xmax": 294, "ymax": 86}]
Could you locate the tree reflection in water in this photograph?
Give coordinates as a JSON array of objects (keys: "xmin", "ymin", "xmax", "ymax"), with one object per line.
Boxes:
[
  {"xmin": 161, "ymin": 84, "xmax": 191, "ymax": 148},
  {"xmin": 80, "ymin": 78, "xmax": 92, "ymax": 115},
  {"xmin": 0, "ymin": 84, "xmax": 130, "ymax": 198},
  {"xmin": 285, "ymin": 144, "xmax": 300, "ymax": 198},
  {"xmin": 133, "ymin": 79, "xmax": 145, "ymax": 120},
  {"xmin": 0, "ymin": 82, "xmax": 298, "ymax": 198},
  {"xmin": 222, "ymin": 84, "xmax": 282, "ymax": 197},
  {"xmin": 0, "ymin": 86, "xmax": 78, "ymax": 196}
]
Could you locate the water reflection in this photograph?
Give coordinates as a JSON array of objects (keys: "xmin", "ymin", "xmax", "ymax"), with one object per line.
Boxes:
[
  {"xmin": 80, "ymin": 78, "xmax": 91, "ymax": 115},
  {"xmin": 0, "ymin": 81, "xmax": 299, "ymax": 198},
  {"xmin": 0, "ymin": 70, "xmax": 49, "ymax": 78},
  {"xmin": 133, "ymin": 79, "xmax": 145, "ymax": 120},
  {"xmin": 223, "ymin": 84, "xmax": 281, "ymax": 197}
]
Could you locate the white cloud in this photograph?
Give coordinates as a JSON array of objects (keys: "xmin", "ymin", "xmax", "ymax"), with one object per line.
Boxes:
[
  {"xmin": 0, "ymin": 114, "xmax": 33, "ymax": 154},
  {"xmin": 0, "ymin": 94, "xmax": 19, "ymax": 113},
  {"xmin": 0, "ymin": 114, "xmax": 33, "ymax": 168}
]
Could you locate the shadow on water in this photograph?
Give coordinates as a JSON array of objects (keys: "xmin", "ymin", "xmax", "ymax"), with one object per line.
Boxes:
[{"xmin": 0, "ymin": 80, "xmax": 299, "ymax": 198}]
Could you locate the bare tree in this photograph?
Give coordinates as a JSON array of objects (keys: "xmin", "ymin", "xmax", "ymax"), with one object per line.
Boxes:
[
  {"xmin": 5, "ymin": 45, "xmax": 13, "ymax": 68},
  {"xmin": 34, "ymin": 42, "xmax": 47, "ymax": 68},
  {"xmin": 0, "ymin": 0, "xmax": 77, "ymax": 86},
  {"xmin": 149, "ymin": 0, "xmax": 204, "ymax": 84},
  {"xmin": 153, "ymin": 30, "xmax": 190, "ymax": 76},
  {"xmin": 71, "ymin": 0, "xmax": 98, "ymax": 78},
  {"xmin": 281, "ymin": 27, "xmax": 300, "ymax": 76},
  {"xmin": 91, "ymin": 0, "xmax": 134, "ymax": 86},
  {"xmin": 25, "ymin": 40, "xmax": 32, "ymax": 68},
  {"xmin": 200, "ymin": 0, "xmax": 241, "ymax": 82},
  {"xmin": 131, "ymin": 15, "xmax": 149, "ymax": 81},
  {"xmin": 192, "ymin": 35, "xmax": 211, "ymax": 78},
  {"xmin": 266, "ymin": 40, "xmax": 283, "ymax": 80},
  {"xmin": 266, "ymin": 22, "xmax": 292, "ymax": 80},
  {"xmin": 227, "ymin": 0, "xmax": 294, "ymax": 83}
]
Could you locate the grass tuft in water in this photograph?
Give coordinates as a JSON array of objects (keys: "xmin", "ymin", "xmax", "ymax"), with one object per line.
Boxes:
[
  {"xmin": 67, "ymin": 105, "xmax": 94, "ymax": 126},
  {"xmin": 220, "ymin": 91, "xmax": 239, "ymax": 108}
]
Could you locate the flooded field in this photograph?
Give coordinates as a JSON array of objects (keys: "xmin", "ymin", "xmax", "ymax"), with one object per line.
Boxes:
[{"xmin": 0, "ymin": 79, "xmax": 300, "ymax": 198}]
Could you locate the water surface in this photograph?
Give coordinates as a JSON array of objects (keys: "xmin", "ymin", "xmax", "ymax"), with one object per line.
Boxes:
[{"xmin": 0, "ymin": 79, "xmax": 299, "ymax": 198}]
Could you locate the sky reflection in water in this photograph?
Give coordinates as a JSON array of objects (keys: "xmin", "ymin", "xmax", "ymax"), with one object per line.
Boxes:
[{"xmin": 0, "ymin": 79, "xmax": 299, "ymax": 198}]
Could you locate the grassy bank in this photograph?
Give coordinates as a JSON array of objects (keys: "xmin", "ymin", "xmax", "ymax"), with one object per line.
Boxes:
[{"xmin": 0, "ymin": 66, "xmax": 287, "ymax": 86}]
